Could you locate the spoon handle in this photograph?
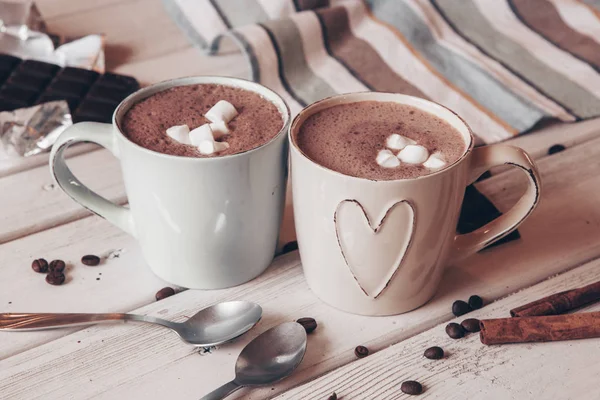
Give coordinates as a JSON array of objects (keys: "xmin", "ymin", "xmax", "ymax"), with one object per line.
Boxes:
[
  {"xmin": 199, "ymin": 381, "xmax": 241, "ymax": 400},
  {"xmin": 0, "ymin": 313, "xmax": 129, "ymax": 331}
]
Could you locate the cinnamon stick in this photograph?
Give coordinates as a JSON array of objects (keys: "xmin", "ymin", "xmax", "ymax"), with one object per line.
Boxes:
[
  {"xmin": 510, "ymin": 280, "xmax": 600, "ymax": 317},
  {"xmin": 480, "ymin": 312, "xmax": 600, "ymax": 345}
]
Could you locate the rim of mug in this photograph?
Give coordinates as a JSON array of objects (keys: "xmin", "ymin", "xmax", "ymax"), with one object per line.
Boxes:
[
  {"xmin": 288, "ymin": 92, "xmax": 476, "ymax": 182},
  {"xmin": 112, "ymin": 76, "xmax": 292, "ymax": 162}
]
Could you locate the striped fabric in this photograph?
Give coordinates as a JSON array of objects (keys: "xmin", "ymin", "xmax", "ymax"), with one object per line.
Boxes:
[{"xmin": 163, "ymin": 0, "xmax": 600, "ymax": 144}]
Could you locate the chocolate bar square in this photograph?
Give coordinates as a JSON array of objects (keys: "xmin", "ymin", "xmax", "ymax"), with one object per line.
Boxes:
[
  {"xmin": 17, "ymin": 59, "xmax": 60, "ymax": 78},
  {"xmin": 36, "ymin": 93, "xmax": 81, "ymax": 112},
  {"xmin": 7, "ymin": 73, "xmax": 52, "ymax": 90},
  {"xmin": 0, "ymin": 84, "xmax": 40, "ymax": 105},
  {"xmin": 74, "ymin": 100, "xmax": 119, "ymax": 123},
  {"xmin": 96, "ymin": 72, "xmax": 138, "ymax": 90},
  {"xmin": 56, "ymin": 67, "xmax": 99, "ymax": 85},
  {"xmin": 0, "ymin": 96, "xmax": 29, "ymax": 111},
  {"xmin": 47, "ymin": 79, "xmax": 91, "ymax": 97},
  {"xmin": 86, "ymin": 84, "xmax": 132, "ymax": 104},
  {"xmin": 0, "ymin": 54, "xmax": 21, "ymax": 83}
]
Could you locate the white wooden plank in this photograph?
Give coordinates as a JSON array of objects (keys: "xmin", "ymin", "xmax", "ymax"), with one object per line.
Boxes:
[
  {"xmin": 0, "ymin": 215, "xmax": 168, "ymax": 360},
  {"xmin": 0, "ymin": 149, "xmax": 125, "ymax": 244},
  {"xmin": 1, "ymin": 136, "xmax": 600, "ymax": 398},
  {"xmin": 274, "ymin": 257, "xmax": 600, "ymax": 400}
]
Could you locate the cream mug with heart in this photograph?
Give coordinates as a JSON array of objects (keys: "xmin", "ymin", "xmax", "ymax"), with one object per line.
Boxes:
[{"xmin": 289, "ymin": 92, "xmax": 541, "ymax": 316}]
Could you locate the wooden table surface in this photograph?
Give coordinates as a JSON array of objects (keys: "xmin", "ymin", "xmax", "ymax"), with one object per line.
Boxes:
[{"xmin": 2, "ymin": 1, "xmax": 600, "ymax": 399}]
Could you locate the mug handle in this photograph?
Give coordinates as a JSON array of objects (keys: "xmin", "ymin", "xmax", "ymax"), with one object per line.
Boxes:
[
  {"xmin": 450, "ymin": 144, "xmax": 541, "ymax": 262},
  {"xmin": 49, "ymin": 122, "xmax": 136, "ymax": 237}
]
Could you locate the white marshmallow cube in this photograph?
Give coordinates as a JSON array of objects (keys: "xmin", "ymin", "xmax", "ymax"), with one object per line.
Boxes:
[
  {"xmin": 166, "ymin": 125, "xmax": 191, "ymax": 145},
  {"xmin": 205, "ymin": 100, "xmax": 238, "ymax": 123},
  {"xmin": 397, "ymin": 145, "xmax": 429, "ymax": 164},
  {"xmin": 209, "ymin": 120, "xmax": 230, "ymax": 139},
  {"xmin": 386, "ymin": 134, "xmax": 416, "ymax": 150},
  {"xmin": 198, "ymin": 140, "xmax": 230, "ymax": 155},
  {"xmin": 189, "ymin": 124, "xmax": 215, "ymax": 146},
  {"xmin": 376, "ymin": 149, "xmax": 400, "ymax": 168},
  {"xmin": 423, "ymin": 152, "xmax": 447, "ymax": 169}
]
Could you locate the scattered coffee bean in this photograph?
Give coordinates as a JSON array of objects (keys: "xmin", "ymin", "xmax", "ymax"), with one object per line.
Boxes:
[
  {"xmin": 31, "ymin": 258, "xmax": 48, "ymax": 273},
  {"xmin": 468, "ymin": 295, "xmax": 483, "ymax": 310},
  {"xmin": 81, "ymin": 254, "xmax": 101, "ymax": 266},
  {"xmin": 401, "ymin": 380, "xmax": 423, "ymax": 395},
  {"xmin": 461, "ymin": 318, "xmax": 481, "ymax": 333},
  {"xmin": 354, "ymin": 345, "xmax": 369, "ymax": 358},
  {"xmin": 445, "ymin": 322, "xmax": 465, "ymax": 339},
  {"xmin": 548, "ymin": 144, "xmax": 566, "ymax": 155},
  {"xmin": 46, "ymin": 271, "xmax": 65, "ymax": 285},
  {"xmin": 296, "ymin": 317, "xmax": 317, "ymax": 334},
  {"xmin": 328, "ymin": 392, "xmax": 337, "ymax": 400},
  {"xmin": 49, "ymin": 259, "xmax": 66, "ymax": 273},
  {"xmin": 281, "ymin": 241, "xmax": 299, "ymax": 254},
  {"xmin": 155, "ymin": 287, "xmax": 175, "ymax": 301},
  {"xmin": 452, "ymin": 300, "xmax": 472, "ymax": 317},
  {"xmin": 424, "ymin": 346, "xmax": 444, "ymax": 360}
]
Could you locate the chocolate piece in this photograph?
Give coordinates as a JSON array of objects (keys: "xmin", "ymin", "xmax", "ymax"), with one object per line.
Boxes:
[
  {"xmin": 47, "ymin": 79, "xmax": 90, "ymax": 97},
  {"xmin": 0, "ymin": 84, "xmax": 40, "ymax": 104},
  {"xmin": 74, "ymin": 100, "xmax": 118, "ymax": 123},
  {"xmin": 56, "ymin": 67, "xmax": 99, "ymax": 84},
  {"xmin": 0, "ymin": 97, "xmax": 29, "ymax": 111},
  {"xmin": 7, "ymin": 73, "xmax": 52, "ymax": 90},
  {"xmin": 86, "ymin": 84, "xmax": 133, "ymax": 104},
  {"xmin": 424, "ymin": 346, "xmax": 444, "ymax": 360},
  {"xmin": 327, "ymin": 393, "xmax": 337, "ymax": 400},
  {"xmin": 281, "ymin": 241, "xmax": 299, "ymax": 254},
  {"xmin": 36, "ymin": 93, "xmax": 81, "ymax": 112},
  {"xmin": 548, "ymin": 144, "xmax": 566, "ymax": 155},
  {"xmin": 17, "ymin": 59, "xmax": 60, "ymax": 77},
  {"xmin": 97, "ymin": 72, "xmax": 138, "ymax": 89}
]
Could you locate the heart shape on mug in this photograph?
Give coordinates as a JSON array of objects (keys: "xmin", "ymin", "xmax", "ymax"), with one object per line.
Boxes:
[{"xmin": 334, "ymin": 199, "xmax": 415, "ymax": 298}]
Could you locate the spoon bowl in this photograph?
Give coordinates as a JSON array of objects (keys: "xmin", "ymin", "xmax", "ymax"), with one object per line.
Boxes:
[{"xmin": 200, "ymin": 322, "xmax": 307, "ymax": 400}]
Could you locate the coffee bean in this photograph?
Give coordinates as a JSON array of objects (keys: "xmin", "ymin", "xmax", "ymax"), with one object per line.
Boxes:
[
  {"xmin": 296, "ymin": 317, "xmax": 317, "ymax": 334},
  {"xmin": 31, "ymin": 258, "xmax": 48, "ymax": 273},
  {"xmin": 49, "ymin": 259, "xmax": 66, "ymax": 273},
  {"xmin": 81, "ymin": 255, "xmax": 101, "ymax": 266},
  {"xmin": 461, "ymin": 318, "xmax": 481, "ymax": 333},
  {"xmin": 468, "ymin": 295, "xmax": 483, "ymax": 310},
  {"xmin": 445, "ymin": 322, "xmax": 465, "ymax": 339},
  {"xmin": 452, "ymin": 300, "xmax": 472, "ymax": 317},
  {"xmin": 424, "ymin": 346, "xmax": 444, "ymax": 360},
  {"xmin": 281, "ymin": 241, "xmax": 299, "ymax": 254},
  {"xmin": 401, "ymin": 380, "xmax": 423, "ymax": 395},
  {"xmin": 548, "ymin": 144, "xmax": 566, "ymax": 155},
  {"xmin": 354, "ymin": 345, "xmax": 369, "ymax": 358},
  {"xmin": 155, "ymin": 287, "xmax": 175, "ymax": 301},
  {"xmin": 46, "ymin": 271, "xmax": 65, "ymax": 285},
  {"xmin": 328, "ymin": 392, "xmax": 337, "ymax": 400}
]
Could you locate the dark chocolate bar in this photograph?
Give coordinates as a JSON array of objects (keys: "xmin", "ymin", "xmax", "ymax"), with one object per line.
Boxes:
[{"xmin": 0, "ymin": 54, "xmax": 139, "ymax": 123}]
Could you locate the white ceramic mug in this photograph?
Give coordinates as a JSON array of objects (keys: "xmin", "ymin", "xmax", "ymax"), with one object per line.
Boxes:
[
  {"xmin": 50, "ymin": 76, "xmax": 291, "ymax": 289},
  {"xmin": 289, "ymin": 92, "xmax": 541, "ymax": 316}
]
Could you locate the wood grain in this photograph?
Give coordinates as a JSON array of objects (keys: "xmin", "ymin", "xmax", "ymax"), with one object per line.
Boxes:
[
  {"xmin": 273, "ymin": 258, "xmax": 600, "ymax": 400},
  {"xmin": 1, "ymin": 137, "xmax": 600, "ymax": 398}
]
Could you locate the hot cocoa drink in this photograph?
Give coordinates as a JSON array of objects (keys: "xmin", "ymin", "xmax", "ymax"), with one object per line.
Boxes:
[
  {"xmin": 294, "ymin": 101, "xmax": 467, "ymax": 180},
  {"xmin": 122, "ymin": 83, "xmax": 283, "ymax": 157}
]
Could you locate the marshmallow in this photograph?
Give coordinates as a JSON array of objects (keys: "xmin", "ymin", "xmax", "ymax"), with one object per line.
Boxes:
[
  {"xmin": 166, "ymin": 125, "xmax": 191, "ymax": 145},
  {"xmin": 189, "ymin": 124, "xmax": 215, "ymax": 146},
  {"xmin": 423, "ymin": 152, "xmax": 447, "ymax": 169},
  {"xmin": 205, "ymin": 100, "xmax": 238, "ymax": 123},
  {"xmin": 386, "ymin": 134, "xmax": 416, "ymax": 150},
  {"xmin": 376, "ymin": 149, "xmax": 401, "ymax": 168},
  {"xmin": 209, "ymin": 120, "xmax": 230, "ymax": 139},
  {"xmin": 397, "ymin": 145, "xmax": 429, "ymax": 164},
  {"xmin": 198, "ymin": 140, "xmax": 230, "ymax": 155}
]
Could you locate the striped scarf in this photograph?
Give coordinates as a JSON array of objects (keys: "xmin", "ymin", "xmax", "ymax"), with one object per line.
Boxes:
[{"xmin": 164, "ymin": 0, "xmax": 600, "ymax": 144}]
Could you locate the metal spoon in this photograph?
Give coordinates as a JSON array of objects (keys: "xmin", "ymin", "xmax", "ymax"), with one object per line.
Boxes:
[
  {"xmin": 0, "ymin": 301, "xmax": 262, "ymax": 347},
  {"xmin": 201, "ymin": 321, "xmax": 307, "ymax": 400}
]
